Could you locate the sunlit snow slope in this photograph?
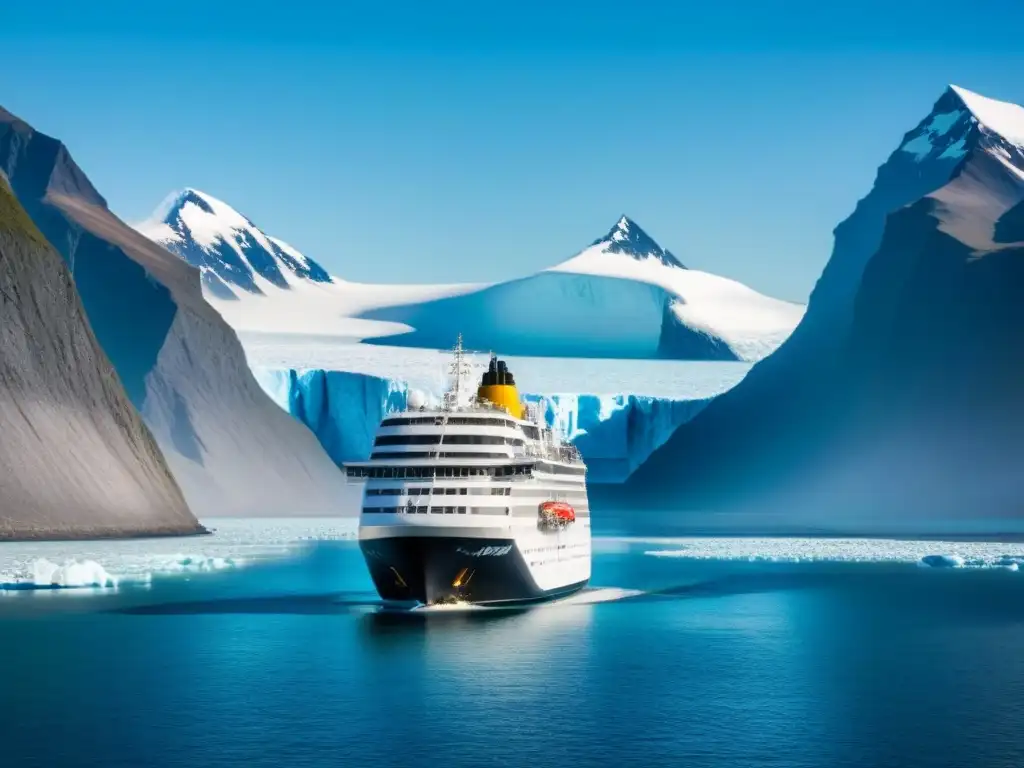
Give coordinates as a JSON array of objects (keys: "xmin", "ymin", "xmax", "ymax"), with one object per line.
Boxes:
[{"xmin": 360, "ymin": 216, "xmax": 803, "ymax": 361}]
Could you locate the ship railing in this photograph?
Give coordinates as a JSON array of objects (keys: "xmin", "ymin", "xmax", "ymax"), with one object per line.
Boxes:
[{"xmin": 520, "ymin": 442, "xmax": 582, "ymax": 465}]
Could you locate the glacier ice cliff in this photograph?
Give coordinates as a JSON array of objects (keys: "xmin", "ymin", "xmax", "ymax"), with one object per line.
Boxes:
[
  {"xmin": 253, "ymin": 368, "xmax": 711, "ymax": 483},
  {"xmin": 0, "ymin": 106, "xmax": 349, "ymax": 519},
  {"xmin": 596, "ymin": 85, "xmax": 1024, "ymax": 535},
  {"xmin": 0, "ymin": 175, "xmax": 200, "ymax": 540}
]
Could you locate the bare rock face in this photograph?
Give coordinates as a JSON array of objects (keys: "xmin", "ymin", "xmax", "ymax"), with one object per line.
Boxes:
[
  {"xmin": 0, "ymin": 176, "xmax": 201, "ymax": 539},
  {"xmin": 0, "ymin": 107, "xmax": 348, "ymax": 518}
]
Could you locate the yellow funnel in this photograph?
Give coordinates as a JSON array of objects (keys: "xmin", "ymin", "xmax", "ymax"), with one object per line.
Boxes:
[{"xmin": 477, "ymin": 355, "xmax": 524, "ymax": 419}]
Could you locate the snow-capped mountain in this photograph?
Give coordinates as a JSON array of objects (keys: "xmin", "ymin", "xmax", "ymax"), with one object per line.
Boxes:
[
  {"xmin": 590, "ymin": 215, "xmax": 685, "ymax": 268},
  {"xmin": 542, "ymin": 215, "xmax": 804, "ymax": 360},
  {"xmin": 598, "ymin": 84, "xmax": 1024, "ymax": 533},
  {"xmin": 136, "ymin": 188, "xmax": 332, "ymax": 299},
  {"xmin": 138, "ymin": 194, "xmax": 803, "ymax": 362}
]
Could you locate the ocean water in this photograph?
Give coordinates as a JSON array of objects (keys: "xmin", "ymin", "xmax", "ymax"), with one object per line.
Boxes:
[{"xmin": 4, "ymin": 520, "xmax": 1024, "ymax": 768}]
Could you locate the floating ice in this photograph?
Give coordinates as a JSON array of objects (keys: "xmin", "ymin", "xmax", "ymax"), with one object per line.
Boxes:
[
  {"xmin": 0, "ymin": 518, "xmax": 358, "ymax": 592},
  {"xmin": 918, "ymin": 554, "xmax": 964, "ymax": 569},
  {"xmin": 637, "ymin": 536, "xmax": 1024, "ymax": 570},
  {"xmin": 28, "ymin": 558, "xmax": 119, "ymax": 588}
]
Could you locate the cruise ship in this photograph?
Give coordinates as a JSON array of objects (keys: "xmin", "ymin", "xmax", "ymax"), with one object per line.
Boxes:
[{"xmin": 344, "ymin": 337, "xmax": 591, "ymax": 606}]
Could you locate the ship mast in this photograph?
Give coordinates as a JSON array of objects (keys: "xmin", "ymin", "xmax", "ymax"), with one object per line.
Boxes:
[{"xmin": 445, "ymin": 333, "xmax": 473, "ymax": 410}]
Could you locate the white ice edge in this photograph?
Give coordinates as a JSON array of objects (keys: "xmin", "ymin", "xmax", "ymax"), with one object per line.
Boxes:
[
  {"xmin": 0, "ymin": 517, "xmax": 359, "ymax": 591},
  {"xmin": 625, "ymin": 536, "xmax": 1024, "ymax": 569}
]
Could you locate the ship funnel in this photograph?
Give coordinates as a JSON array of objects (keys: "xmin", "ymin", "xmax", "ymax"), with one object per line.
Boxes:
[{"xmin": 477, "ymin": 355, "xmax": 524, "ymax": 419}]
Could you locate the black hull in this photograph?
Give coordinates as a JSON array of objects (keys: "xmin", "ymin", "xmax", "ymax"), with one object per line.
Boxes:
[{"xmin": 360, "ymin": 536, "xmax": 588, "ymax": 606}]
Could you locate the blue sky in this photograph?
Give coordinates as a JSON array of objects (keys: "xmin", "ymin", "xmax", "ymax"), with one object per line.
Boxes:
[{"xmin": 2, "ymin": 1, "xmax": 1024, "ymax": 302}]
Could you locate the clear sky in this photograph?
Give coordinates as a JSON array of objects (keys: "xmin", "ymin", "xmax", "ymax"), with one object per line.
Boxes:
[{"xmin": 2, "ymin": 0, "xmax": 1024, "ymax": 303}]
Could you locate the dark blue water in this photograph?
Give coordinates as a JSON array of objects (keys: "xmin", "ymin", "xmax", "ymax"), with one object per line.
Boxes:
[{"xmin": 3, "ymin": 541, "xmax": 1024, "ymax": 768}]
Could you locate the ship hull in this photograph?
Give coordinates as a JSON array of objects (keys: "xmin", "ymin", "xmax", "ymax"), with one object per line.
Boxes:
[{"xmin": 360, "ymin": 535, "xmax": 589, "ymax": 606}]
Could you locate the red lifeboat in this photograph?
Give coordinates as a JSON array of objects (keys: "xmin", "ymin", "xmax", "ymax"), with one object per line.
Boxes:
[{"xmin": 538, "ymin": 501, "xmax": 576, "ymax": 528}]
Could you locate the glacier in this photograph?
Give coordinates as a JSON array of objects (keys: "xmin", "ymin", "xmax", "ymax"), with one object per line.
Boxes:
[
  {"xmin": 253, "ymin": 366, "xmax": 714, "ymax": 483},
  {"xmin": 354, "ymin": 216, "xmax": 804, "ymax": 362}
]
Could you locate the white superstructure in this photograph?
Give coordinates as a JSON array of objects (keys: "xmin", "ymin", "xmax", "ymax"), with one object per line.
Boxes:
[{"xmin": 344, "ymin": 337, "xmax": 591, "ymax": 605}]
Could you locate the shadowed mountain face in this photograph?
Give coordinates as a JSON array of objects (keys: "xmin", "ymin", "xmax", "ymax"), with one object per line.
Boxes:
[
  {"xmin": 0, "ymin": 176, "xmax": 199, "ymax": 539},
  {"xmin": 0, "ymin": 108, "xmax": 350, "ymax": 518},
  {"xmin": 595, "ymin": 86, "xmax": 1024, "ymax": 533}
]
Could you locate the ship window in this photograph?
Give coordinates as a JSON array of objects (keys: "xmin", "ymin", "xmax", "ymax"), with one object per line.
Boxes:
[
  {"xmin": 460, "ymin": 488, "xmax": 468, "ymax": 495},
  {"xmin": 444, "ymin": 506, "xmax": 455, "ymax": 514},
  {"xmin": 417, "ymin": 506, "xmax": 427, "ymax": 514},
  {"xmin": 375, "ymin": 434, "xmax": 442, "ymax": 446},
  {"xmin": 441, "ymin": 435, "xmax": 514, "ymax": 446},
  {"xmin": 457, "ymin": 507, "xmax": 467, "ymax": 514}
]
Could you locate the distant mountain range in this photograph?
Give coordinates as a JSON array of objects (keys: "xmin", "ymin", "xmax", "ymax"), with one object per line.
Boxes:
[
  {"xmin": 138, "ymin": 193, "xmax": 804, "ymax": 362},
  {"xmin": 597, "ymin": 85, "xmax": 1024, "ymax": 534}
]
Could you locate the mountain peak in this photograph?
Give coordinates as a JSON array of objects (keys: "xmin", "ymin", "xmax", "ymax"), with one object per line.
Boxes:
[
  {"xmin": 897, "ymin": 85, "xmax": 1024, "ymax": 166},
  {"xmin": 136, "ymin": 188, "xmax": 333, "ymax": 298},
  {"xmin": 593, "ymin": 215, "xmax": 685, "ymax": 269},
  {"xmin": 948, "ymin": 84, "xmax": 1024, "ymax": 148}
]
